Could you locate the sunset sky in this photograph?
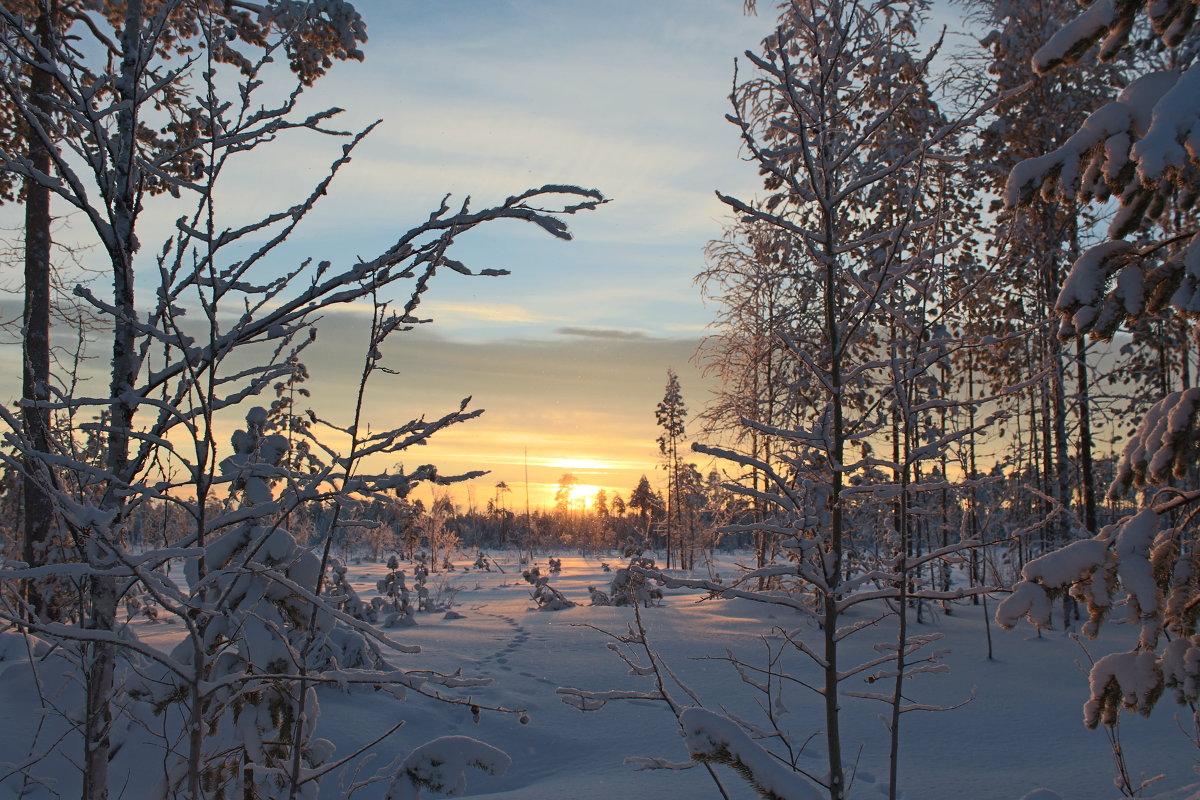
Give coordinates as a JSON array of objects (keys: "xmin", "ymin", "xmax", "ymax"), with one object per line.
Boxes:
[
  {"xmin": 290, "ymin": 0, "xmax": 774, "ymax": 509},
  {"xmin": 0, "ymin": 1, "xmax": 963, "ymax": 510}
]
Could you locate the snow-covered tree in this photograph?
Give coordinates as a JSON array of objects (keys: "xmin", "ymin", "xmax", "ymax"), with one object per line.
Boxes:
[
  {"xmin": 2, "ymin": 0, "xmax": 369, "ymax": 626},
  {"xmin": 628, "ymin": 474, "xmax": 662, "ymax": 542},
  {"xmin": 566, "ymin": 4, "xmax": 999, "ymax": 799},
  {"xmin": 698, "ymin": 218, "xmax": 824, "ymax": 573},
  {"xmin": 0, "ymin": 5, "xmax": 603, "ymax": 797},
  {"xmin": 656, "ymin": 368, "xmax": 687, "ymax": 568},
  {"xmin": 953, "ymin": 0, "xmax": 1131, "ymax": 552},
  {"xmin": 422, "ymin": 494, "xmax": 460, "ymax": 572}
]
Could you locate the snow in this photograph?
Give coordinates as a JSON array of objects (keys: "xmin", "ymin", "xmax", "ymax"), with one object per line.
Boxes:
[
  {"xmin": 385, "ymin": 736, "xmax": 512, "ymax": 800},
  {"xmin": 679, "ymin": 706, "xmax": 824, "ymax": 800},
  {"xmin": 1033, "ymin": 0, "xmax": 1120, "ymax": 72},
  {"xmin": 1005, "ymin": 71, "xmax": 1177, "ymax": 209},
  {"xmin": 1161, "ymin": 635, "xmax": 1200, "ymax": 704},
  {"xmin": 1131, "ymin": 63, "xmax": 1200, "ymax": 185},
  {"xmin": 0, "ymin": 552, "xmax": 1195, "ymax": 799},
  {"xmin": 1085, "ymin": 649, "xmax": 1163, "ymax": 726},
  {"xmin": 1114, "ymin": 509, "xmax": 1162, "ymax": 619},
  {"xmin": 1113, "ymin": 389, "xmax": 1200, "ymax": 493}
]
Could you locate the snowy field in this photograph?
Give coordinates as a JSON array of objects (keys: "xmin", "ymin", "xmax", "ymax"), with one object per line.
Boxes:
[{"xmin": 1, "ymin": 551, "xmax": 1196, "ymax": 800}]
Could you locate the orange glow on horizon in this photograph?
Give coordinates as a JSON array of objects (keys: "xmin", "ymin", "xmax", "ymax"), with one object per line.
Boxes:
[{"xmin": 542, "ymin": 457, "xmax": 631, "ymax": 472}]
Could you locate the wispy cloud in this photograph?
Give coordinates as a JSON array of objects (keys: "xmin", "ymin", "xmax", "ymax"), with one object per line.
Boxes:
[
  {"xmin": 555, "ymin": 326, "xmax": 651, "ymax": 340},
  {"xmin": 424, "ymin": 301, "xmax": 550, "ymax": 325}
]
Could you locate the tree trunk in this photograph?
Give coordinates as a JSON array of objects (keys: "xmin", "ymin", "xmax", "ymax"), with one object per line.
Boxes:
[
  {"xmin": 821, "ymin": 202, "xmax": 846, "ymax": 800},
  {"xmin": 1049, "ymin": 344, "xmax": 1072, "ymax": 541},
  {"xmin": 21, "ymin": 7, "xmax": 54, "ymax": 621}
]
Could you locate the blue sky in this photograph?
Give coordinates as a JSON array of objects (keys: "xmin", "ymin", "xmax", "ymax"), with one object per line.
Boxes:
[{"xmin": 288, "ymin": 0, "xmax": 774, "ymax": 340}]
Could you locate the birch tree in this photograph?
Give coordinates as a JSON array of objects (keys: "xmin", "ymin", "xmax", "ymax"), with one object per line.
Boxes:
[{"xmin": 2, "ymin": 0, "xmax": 368, "ymax": 619}]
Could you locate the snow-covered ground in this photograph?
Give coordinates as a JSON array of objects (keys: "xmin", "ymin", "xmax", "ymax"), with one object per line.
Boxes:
[{"xmin": 1, "ymin": 551, "xmax": 1196, "ymax": 799}]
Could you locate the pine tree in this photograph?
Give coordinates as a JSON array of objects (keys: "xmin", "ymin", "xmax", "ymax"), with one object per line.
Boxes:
[{"xmin": 628, "ymin": 475, "xmax": 659, "ymax": 542}]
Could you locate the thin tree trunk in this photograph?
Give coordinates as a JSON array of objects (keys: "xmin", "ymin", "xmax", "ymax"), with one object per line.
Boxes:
[
  {"xmin": 967, "ymin": 356, "xmax": 980, "ymax": 603},
  {"xmin": 1050, "ymin": 346, "xmax": 1072, "ymax": 539},
  {"xmin": 1075, "ymin": 338, "xmax": 1097, "ymax": 532},
  {"xmin": 821, "ymin": 201, "xmax": 846, "ymax": 800},
  {"xmin": 86, "ymin": 5, "xmax": 144, "ymax": 798},
  {"xmin": 888, "ymin": 494, "xmax": 909, "ymax": 800}
]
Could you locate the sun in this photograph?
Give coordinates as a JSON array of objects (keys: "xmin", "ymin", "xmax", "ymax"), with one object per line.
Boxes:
[{"xmin": 568, "ymin": 483, "xmax": 601, "ymax": 508}]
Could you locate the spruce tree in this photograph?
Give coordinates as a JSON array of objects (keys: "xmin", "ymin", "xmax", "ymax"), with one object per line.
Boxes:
[{"xmin": 655, "ymin": 369, "xmax": 687, "ymax": 569}]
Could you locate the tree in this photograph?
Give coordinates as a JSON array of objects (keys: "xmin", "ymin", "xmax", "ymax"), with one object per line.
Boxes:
[
  {"xmin": 657, "ymin": 2, "xmax": 995, "ymax": 797},
  {"xmin": 494, "ymin": 480, "xmax": 511, "ymax": 510},
  {"xmin": 611, "ymin": 492, "xmax": 626, "ymax": 518},
  {"xmin": 594, "ymin": 487, "xmax": 609, "ymax": 517},
  {"xmin": 0, "ymin": 5, "xmax": 603, "ymax": 797},
  {"xmin": 997, "ymin": 0, "xmax": 1200, "ymax": 744},
  {"xmin": 424, "ymin": 493, "xmax": 460, "ymax": 571},
  {"xmin": 953, "ymin": 0, "xmax": 1129, "ymax": 552},
  {"xmin": 656, "ymin": 368, "xmax": 687, "ymax": 568},
  {"xmin": 627, "ymin": 474, "xmax": 660, "ymax": 542},
  {"xmin": 3, "ymin": 0, "xmax": 369, "ymax": 623},
  {"xmin": 698, "ymin": 219, "xmax": 822, "ymax": 573},
  {"xmin": 554, "ymin": 472, "xmax": 579, "ymax": 514}
]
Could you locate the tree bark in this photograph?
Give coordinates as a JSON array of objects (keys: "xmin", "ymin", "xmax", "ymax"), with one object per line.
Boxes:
[{"xmin": 21, "ymin": 6, "xmax": 54, "ymax": 621}]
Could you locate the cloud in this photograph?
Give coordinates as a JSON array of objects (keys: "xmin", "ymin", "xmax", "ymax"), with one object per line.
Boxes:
[
  {"xmin": 554, "ymin": 326, "xmax": 651, "ymax": 340},
  {"xmin": 424, "ymin": 301, "xmax": 548, "ymax": 325},
  {"xmin": 662, "ymin": 322, "xmax": 712, "ymax": 333}
]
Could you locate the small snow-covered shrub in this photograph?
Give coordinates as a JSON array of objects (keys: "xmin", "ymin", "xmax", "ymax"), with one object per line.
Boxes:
[
  {"xmin": 329, "ymin": 557, "xmax": 372, "ymax": 620},
  {"xmin": 609, "ymin": 556, "xmax": 663, "ymax": 607},
  {"xmin": 382, "ymin": 736, "xmax": 511, "ymax": 800},
  {"xmin": 523, "ymin": 568, "xmax": 575, "ymax": 611}
]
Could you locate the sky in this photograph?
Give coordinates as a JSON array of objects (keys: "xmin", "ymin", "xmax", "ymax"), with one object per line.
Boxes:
[
  {"xmin": 1, "ymin": 1, "xmax": 969, "ymax": 510},
  {"xmin": 289, "ymin": 1, "xmax": 775, "ymax": 509}
]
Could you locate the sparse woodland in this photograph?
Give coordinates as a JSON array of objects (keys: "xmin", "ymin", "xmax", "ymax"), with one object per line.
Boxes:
[{"xmin": 0, "ymin": 1, "xmax": 1198, "ymax": 799}]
